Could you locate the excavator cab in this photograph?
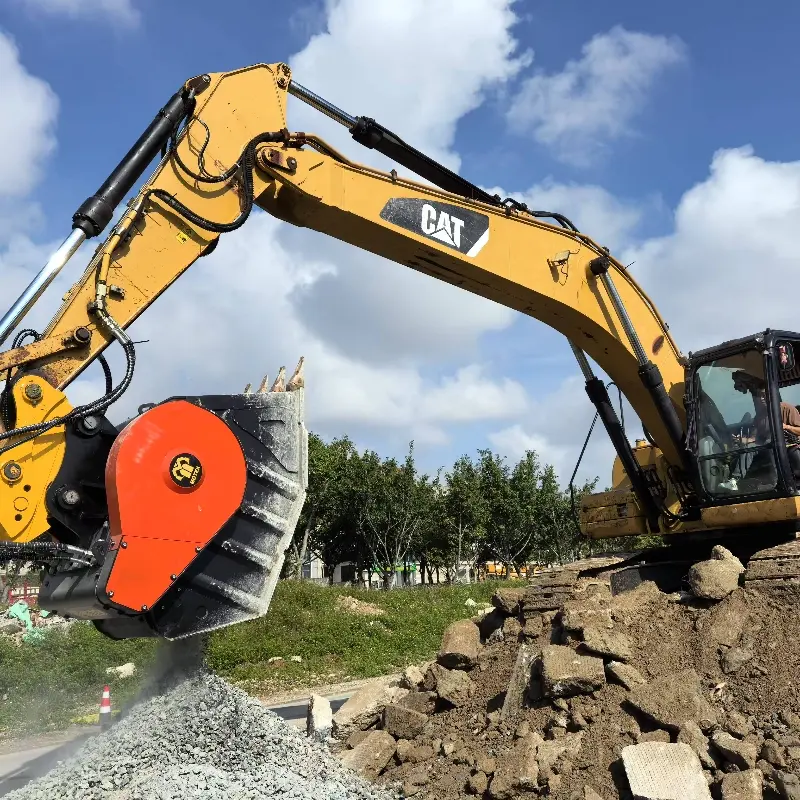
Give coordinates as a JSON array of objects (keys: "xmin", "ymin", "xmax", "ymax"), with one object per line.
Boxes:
[{"xmin": 690, "ymin": 330, "xmax": 800, "ymax": 505}]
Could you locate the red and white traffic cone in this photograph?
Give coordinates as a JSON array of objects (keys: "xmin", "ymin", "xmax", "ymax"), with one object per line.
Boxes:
[{"xmin": 99, "ymin": 685, "xmax": 112, "ymax": 731}]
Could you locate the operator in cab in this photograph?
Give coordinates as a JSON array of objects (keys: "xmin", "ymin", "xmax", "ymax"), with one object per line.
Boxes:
[{"xmin": 732, "ymin": 370, "xmax": 800, "ymax": 478}]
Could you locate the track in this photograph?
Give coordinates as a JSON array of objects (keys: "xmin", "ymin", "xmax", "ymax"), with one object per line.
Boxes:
[{"xmin": 523, "ymin": 534, "xmax": 800, "ymax": 609}]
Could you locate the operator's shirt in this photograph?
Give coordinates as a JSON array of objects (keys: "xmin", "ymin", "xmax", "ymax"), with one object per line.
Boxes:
[{"xmin": 755, "ymin": 402, "xmax": 800, "ymax": 441}]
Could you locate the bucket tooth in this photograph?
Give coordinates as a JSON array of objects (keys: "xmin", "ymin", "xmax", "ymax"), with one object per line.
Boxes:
[
  {"xmin": 257, "ymin": 374, "xmax": 270, "ymax": 394},
  {"xmin": 243, "ymin": 383, "xmax": 252, "ymax": 395},
  {"xmin": 287, "ymin": 357, "xmax": 305, "ymax": 391},
  {"xmin": 270, "ymin": 366, "xmax": 286, "ymax": 393}
]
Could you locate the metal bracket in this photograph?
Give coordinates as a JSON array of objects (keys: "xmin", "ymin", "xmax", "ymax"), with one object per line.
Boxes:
[{"xmin": 0, "ymin": 328, "xmax": 92, "ymax": 374}]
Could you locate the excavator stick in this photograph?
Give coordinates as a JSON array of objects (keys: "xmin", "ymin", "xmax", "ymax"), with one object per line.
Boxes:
[{"xmin": 35, "ymin": 360, "xmax": 308, "ymax": 640}]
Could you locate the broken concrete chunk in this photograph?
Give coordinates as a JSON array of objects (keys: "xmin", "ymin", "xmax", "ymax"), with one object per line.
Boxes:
[
  {"xmin": 761, "ymin": 739, "xmax": 787, "ymax": 768},
  {"xmin": 438, "ymin": 619, "xmax": 482, "ymax": 670},
  {"xmin": 560, "ymin": 603, "xmax": 613, "ymax": 635},
  {"xmin": 522, "ymin": 615, "xmax": 543, "ymax": 640},
  {"xmin": 541, "ymin": 645, "xmax": 605, "ymax": 698},
  {"xmin": 338, "ymin": 729, "xmax": 396, "ymax": 780},
  {"xmin": 622, "ymin": 742, "xmax": 712, "ymax": 800},
  {"xmin": 628, "ymin": 670, "xmax": 717, "ymax": 732},
  {"xmin": 606, "ymin": 661, "xmax": 646, "ymax": 690},
  {"xmin": 677, "ymin": 721, "xmax": 718, "ymax": 769},
  {"xmin": 502, "ymin": 616, "xmax": 523, "ymax": 639},
  {"xmin": 475, "ymin": 755, "xmax": 496, "ymax": 775},
  {"xmin": 306, "ymin": 693, "xmax": 333, "ymax": 743},
  {"xmin": 581, "ymin": 627, "xmax": 632, "ymax": 662},
  {"xmin": 487, "ymin": 770, "xmax": 516, "ymax": 800},
  {"xmin": 332, "ymin": 677, "xmax": 398, "ymax": 738},
  {"xmin": 722, "ymin": 647, "xmax": 754, "ymax": 674},
  {"xmin": 406, "ymin": 743, "xmax": 435, "ymax": 764},
  {"xmin": 706, "ymin": 590, "xmax": 748, "ymax": 647},
  {"xmin": 584, "ymin": 787, "xmax": 605, "ymax": 800},
  {"xmin": 500, "ymin": 643, "xmax": 534, "ymax": 724},
  {"xmin": 537, "ymin": 732, "xmax": 583, "ymax": 777},
  {"xmin": 424, "ymin": 663, "xmax": 474, "ymax": 707},
  {"xmin": 687, "ymin": 545, "xmax": 744, "ymax": 601},
  {"xmin": 720, "ymin": 769, "xmax": 763, "ymax": 800},
  {"xmin": 712, "ymin": 731, "xmax": 759, "ymax": 769},
  {"xmin": 725, "ymin": 710, "xmax": 753, "ymax": 739},
  {"xmin": 638, "ymin": 730, "xmax": 671, "ymax": 743},
  {"xmin": 395, "ymin": 738, "xmax": 413, "ymax": 763},
  {"xmin": 775, "ymin": 771, "xmax": 800, "ymax": 800},
  {"xmin": 492, "ymin": 588, "xmax": 525, "ymax": 616},
  {"xmin": 382, "ymin": 703, "xmax": 427, "ymax": 740},
  {"xmin": 400, "ymin": 664, "xmax": 425, "ymax": 689},
  {"xmin": 398, "ymin": 690, "xmax": 436, "ymax": 716}
]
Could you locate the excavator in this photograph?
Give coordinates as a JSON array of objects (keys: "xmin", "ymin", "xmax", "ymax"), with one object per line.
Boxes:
[{"xmin": 0, "ymin": 61, "xmax": 797, "ymax": 640}]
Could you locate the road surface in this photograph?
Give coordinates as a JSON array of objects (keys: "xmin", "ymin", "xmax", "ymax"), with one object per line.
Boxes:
[{"xmin": 0, "ymin": 694, "xmax": 351, "ymax": 796}]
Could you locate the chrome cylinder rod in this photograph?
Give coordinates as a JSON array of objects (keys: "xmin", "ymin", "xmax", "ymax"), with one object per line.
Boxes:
[
  {"xmin": 0, "ymin": 228, "xmax": 86, "ymax": 346},
  {"xmin": 596, "ymin": 270, "xmax": 648, "ymax": 366},
  {"xmin": 568, "ymin": 339, "xmax": 596, "ymax": 381},
  {"xmin": 287, "ymin": 80, "xmax": 357, "ymax": 129}
]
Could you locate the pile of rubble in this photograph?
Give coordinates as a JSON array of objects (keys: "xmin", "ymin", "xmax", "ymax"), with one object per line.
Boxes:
[{"xmin": 322, "ymin": 546, "xmax": 800, "ymax": 799}]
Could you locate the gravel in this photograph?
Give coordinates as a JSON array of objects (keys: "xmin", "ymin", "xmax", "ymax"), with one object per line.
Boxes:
[{"xmin": 5, "ymin": 668, "xmax": 396, "ymax": 800}]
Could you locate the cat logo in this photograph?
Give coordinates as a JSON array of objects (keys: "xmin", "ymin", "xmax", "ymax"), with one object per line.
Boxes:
[
  {"xmin": 169, "ymin": 453, "xmax": 203, "ymax": 488},
  {"xmin": 379, "ymin": 198, "xmax": 490, "ymax": 257},
  {"xmin": 421, "ymin": 204, "xmax": 465, "ymax": 248}
]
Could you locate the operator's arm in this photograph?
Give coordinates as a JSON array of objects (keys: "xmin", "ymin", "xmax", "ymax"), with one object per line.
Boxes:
[{"xmin": 9, "ymin": 62, "xmax": 684, "ymax": 466}]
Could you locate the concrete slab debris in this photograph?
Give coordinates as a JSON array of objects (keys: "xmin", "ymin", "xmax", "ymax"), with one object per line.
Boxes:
[
  {"xmin": 437, "ymin": 619, "xmax": 482, "ymax": 670},
  {"xmin": 628, "ymin": 669, "xmax": 717, "ymax": 731},
  {"xmin": 499, "ymin": 643, "xmax": 534, "ymax": 723},
  {"xmin": 720, "ymin": 769, "xmax": 763, "ymax": 800},
  {"xmin": 339, "ymin": 730, "xmax": 397, "ymax": 781},
  {"xmin": 382, "ymin": 703, "xmax": 427, "ymax": 740},
  {"xmin": 687, "ymin": 545, "xmax": 745, "ymax": 601},
  {"xmin": 540, "ymin": 645, "xmax": 605, "ymax": 698},
  {"xmin": 621, "ymin": 742, "xmax": 713, "ymax": 800},
  {"xmin": 306, "ymin": 693, "xmax": 333, "ymax": 743},
  {"xmin": 711, "ymin": 730, "xmax": 758, "ymax": 769},
  {"xmin": 605, "ymin": 661, "xmax": 646, "ymax": 690},
  {"xmin": 580, "ymin": 626, "xmax": 632, "ymax": 662},
  {"xmin": 332, "ymin": 677, "xmax": 400, "ymax": 738}
]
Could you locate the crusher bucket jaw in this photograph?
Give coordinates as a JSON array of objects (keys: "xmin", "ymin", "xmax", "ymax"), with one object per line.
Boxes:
[{"xmin": 33, "ymin": 359, "xmax": 308, "ymax": 640}]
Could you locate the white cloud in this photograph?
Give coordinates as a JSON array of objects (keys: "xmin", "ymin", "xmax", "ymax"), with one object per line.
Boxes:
[
  {"xmin": 507, "ymin": 26, "xmax": 686, "ymax": 166},
  {"xmin": 0, "ymin": 31, "xmax": 58, "ymax": 199},
  {"xmin": 626, "ymin": 145, "xmax": 800, "ymax": 353},
  {"xmin": 485, "ymin": 178, "xmax": 645, "ymax": 253},
  {"xmin": 16, "ymin": 0, "xmax": 140, "ymax": 27}
]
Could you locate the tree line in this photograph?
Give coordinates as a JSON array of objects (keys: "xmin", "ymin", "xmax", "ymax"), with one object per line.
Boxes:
[{"xmin": 283, "ymin": 433, "xmax": 604, "ymax": 588}]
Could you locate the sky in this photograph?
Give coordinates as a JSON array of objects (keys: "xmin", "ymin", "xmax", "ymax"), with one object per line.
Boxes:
[{"xmin": 2, "ymin": 0, "xmax": 800, "ymax": 488}]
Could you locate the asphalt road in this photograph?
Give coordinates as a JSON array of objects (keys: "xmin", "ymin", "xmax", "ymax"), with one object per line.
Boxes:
[{"xmin": 0, "ymin": 694, "xmax": 352, "ymax": 796}]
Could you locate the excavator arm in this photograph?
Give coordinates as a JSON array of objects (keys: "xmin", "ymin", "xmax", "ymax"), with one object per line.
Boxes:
[{"xmin": 0, "ymin": 61, "xmax": 701, "ymax": 638}]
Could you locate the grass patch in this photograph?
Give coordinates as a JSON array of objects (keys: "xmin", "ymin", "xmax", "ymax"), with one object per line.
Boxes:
[
  {"xmin": 0, "ymin": 622, "xmax": 158, "ymax": 736},
  {"xmin": 206, "ymin": 579, "xmax": 522, "ymax": 695},
  {"xmin": 0, "ymin": 580, "xmax": 520, "ymax": 736}
]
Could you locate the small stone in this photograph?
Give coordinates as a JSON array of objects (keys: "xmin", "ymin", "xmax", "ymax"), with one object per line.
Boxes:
[
  {"xmin": 584, "ymin": 787, "xmax": 605, "ymax": 800},
  {"xmin": 775, "ymin": 771, "xmax": 800, "ymax": 800},
  {"xmin": 678, "ymin": 721, "xmax": 718, "ymax": 770},
  {"xmin": 502, "ymin": 616, "xmax": 523, "ymax": 639},
  {"xmin": 722, "ymin": 648, "xmax": 754, "ymax": 675},
  {"xmin": 720, "ymin": 769, "xmax": 763, "ymax": 800},
  {"xmin": 726, "ymin": 711, "xmax": 753, "ymax": 739},
  {"xmin": 781, "ymin": 711, "xmax": 800, "ymax": 731},
  {"xmin": 438, "ymin": 620, "xmax": 482, "ymax": 670},
  {"xmin": 401, "ymin": 665, "xmax": 425, "ymax": 689},
  {"xmin": 395, "ymin": 739, "xmax": 413, "ymax": 763},
  {"xmin": 476, "ymin": 755, "xmax": 496, "ymax": 775},
  {"xmin": 290, "ymin": 655, "xmax": 302, "ymax": 663},
  {"xmin": 581, "ymin": 627, "xmax": 632, "ymax": 662},
  {"xmin": 540, "ymin": 645, "xmax": 605, "ymax": 698},
  {"xmin": 605, "ymin": 661, "xmax": 647, "ymax": 690},
  {"xmin": 267, "ymin": 656, "xmax": 284, "ymax": 664},
  {"xmin": 687, "ymin": 546, "xmax": 744, "ymax": 601},
  {"xmin": 788, "ymin": 747, "xmax": 800, "ymax": 761},
  {"xmin": 383, "ymin": 703, "xmax": 427, "ymax": 740},
  {"xmin": 712, "ymin": 731, "xmax": 759, "ymax": 770},
  {"xmin": 407, "ymin": 744, "xmax": 435, "ymax": 764},
  {"xmin": 639, "ymin": 730, "xmax": 671, "ymax": 743},
  {"xmin": 467, "ymin": 771, "xmax": 488, "ymax": 795},
  {"xmin": 338, "ymin": 730, "xmax": 397, "ymax": 780},
  {"xmin": 515, "ymin": 721, "xmax": 530, "ymax": 739},
  {"xmin": 424, "ymin": 663, "xmax": 474, "ymax": 708},
  {"xmin": 707, "ymin": 591, "xmax": 748, "ymax": 647}
]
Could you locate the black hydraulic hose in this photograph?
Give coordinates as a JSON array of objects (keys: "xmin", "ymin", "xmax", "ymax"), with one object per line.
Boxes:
[{"xmin": 150, "ymin": 131, "xmax": 285, "ymax": 233}]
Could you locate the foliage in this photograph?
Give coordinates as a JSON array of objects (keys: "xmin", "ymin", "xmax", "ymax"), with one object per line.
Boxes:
[
  {"xmin": 206, "ymin": 577, "xmax": 524, "ymax": 695},
  {"xmin": 288, "ymin": 433, "xmax": 606, "ymax": 586},
  {"xmin": 0, "ymin": 622, "xmax": 159, "ymax": 735}
]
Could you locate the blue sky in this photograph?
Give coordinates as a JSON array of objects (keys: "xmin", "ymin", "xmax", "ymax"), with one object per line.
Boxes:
[{"xmin": 2, "ymin": 0, "xmax": 800, "ymax": 486}]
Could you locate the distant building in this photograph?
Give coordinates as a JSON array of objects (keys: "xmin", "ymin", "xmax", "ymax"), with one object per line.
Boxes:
[{"xmin": 300, "ymin": 557, "xmax": 473, "ymax": 588}]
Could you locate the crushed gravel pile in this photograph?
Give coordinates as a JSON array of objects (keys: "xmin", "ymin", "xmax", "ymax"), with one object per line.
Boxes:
[
  {"xmin": 6, "ymin": 670, "xmax": 396, "ymax": 800},
  {"xmin": 327, "ymin": 548, "xmax": 800, "ymax": 799}
]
